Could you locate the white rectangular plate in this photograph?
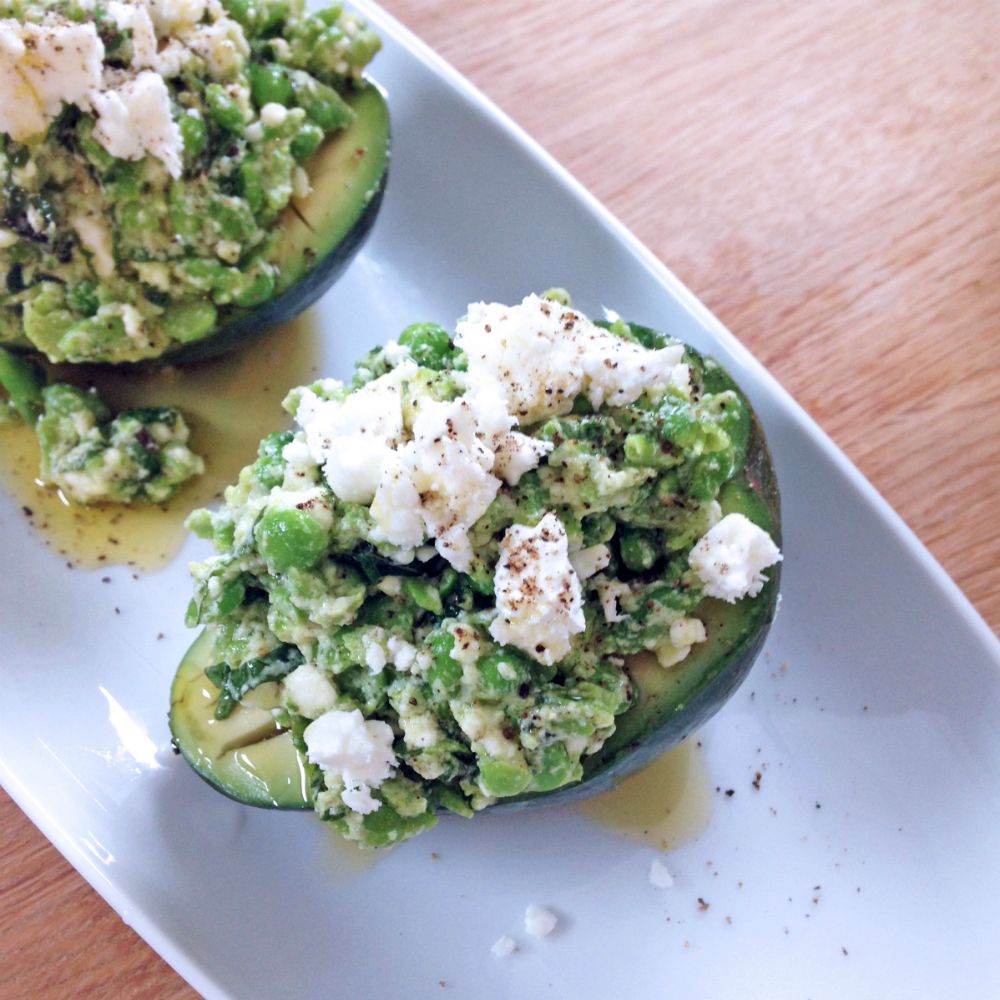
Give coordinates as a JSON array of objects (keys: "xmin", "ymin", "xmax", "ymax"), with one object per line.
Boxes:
[{"xmin": 3, "ymin": 3, "xmax": 999, "ymax": 997}]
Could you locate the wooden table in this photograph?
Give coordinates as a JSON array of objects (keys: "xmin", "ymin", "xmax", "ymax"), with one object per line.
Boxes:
[{"xmin": 2, "ymin": 1, "xmax": 997, "ymax": 996}]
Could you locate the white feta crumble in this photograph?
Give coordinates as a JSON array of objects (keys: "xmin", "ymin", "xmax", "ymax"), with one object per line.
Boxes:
[
  {"xmin": 92, "ymin": 70, "xmax": 185, "ymax": 178},
  {"xmin": 303, "ymin": 708, "xmax": 396, "ymax": 815},
  {"xmin": 490, "ymin": 513, "xmax": 585, "ymax": 666},
  {"xmin": 0, "ymin": 17, "xmax": 104, "ymax": 140},
  {"xmin": 455, "ymin": 294, "xmax": 686, "ymax": 424},
  {"xmin": 491, "ymin": 935, "xmax": 517, "ymax": 958},
  {"xmin": 569, "ymin": 543, "xmax": 611, "ymax": 581},
  {"xmin": 689, "ymin": 512, "xmax": 782, "ymax": 602},
  {"xmin": 375, "ymin": 575, "xmax": 403, "ymax": 597},
  {"xmin": 654, "ymin": 616, "xmax": 708, "ymax": 668},
  {"xmin": 592, "ymin": 574, "xmax": 631, "ymax": 623},
  {"xmin": 361, "ymin": 631, "xmax": 388, "ymax": 674},
  {"xmin": 524, "ymin": 904, "xmax": 558, "ymax": 937},
  {"xmin": 259, "ymin": 101, "xmax": 287, "ymax": 127},
  {"xmin": 295, "ymin": 365, "xmax": 413, "ymax": 504},
  {"xmin": 649, "ymin": 858, "xmax": 675, "ymax": 889},
  {"xmin": 283, "ymin": 663, "xmax": 337, "ymax": 718},
  {"xmin": 491, "ymin": 430, "xmax": 553, "ymax": 486}
]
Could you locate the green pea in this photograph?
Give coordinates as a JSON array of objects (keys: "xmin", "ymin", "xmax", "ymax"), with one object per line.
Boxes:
[
  {"xmin": 255, "ymin": 507, "xmax": 327, "ymax": 573},
  {"xmin": 290, "ymin": 123, "xmax": 323, "ymax": 161},
  {"xmin": 619, "ymin": 528, "xmax": 659, "ymax": 571},
  {"xmin": 299, "ymin": 83, "xmax": 352, "ymax": 131},
  {"xmin": 0, "ymin": 347, "xmax": 45, "ymax": 423},
  {"xmin": 239, "ymin": 159, "xmax": 264, "ymax": 213},
  {"xmin": 438, "ymin": 567, "xmax": 460, "ymax": 598},
  {"xmin": 397, "ymin": 322, "xmax": 453, "ymax": 370},
  {"xmin": 316, "ymin": 4, "xmax": 344, "ymax": 26},
  {"xmin": 478, "ymin": 650, "xmax": 530, "ymax": 696},
  {"xmin": 211, "ymin": 195, "xmax": 256, "ymax": 242},
  {"xmin": 66, "ymin": 281, "xmax": 99, "ymax": 316},
  {"xmin": 531, "ymin": 743, "xmax": 578, "ymax": 792},
  {"xmin": 427, "ymin": 631, "xmax": 461, "ymax": 695},
  {"xmin": 249, "ymin": 62, "xmax": 295, "ymax": 108},
  {"xmin": 162, "ymin": 299, "xmax": 217, "ymax": 344},
  {"xmin": 253, "ymin": 430, "xmax": 293, "ymax": 490},
  {"xmin": 344, "ymin": 29, "xmax": 381, "ymax": 69},
  {"xmin": 180, "ymin": 110, "xmax": 207, "ymax": 159},
  {"xmin": 401, "ymin": 577, "xmax": 443, "ymax": 616},
  {"xmin": 478, "ymin": 757, "xmax": 532, "ymax": 797},
  {"xmin": 206, "ymin": 83, "xmax": 245, "ymax": 133},
  {"xmin": 233, "ymin": 268, "xmax": 275, "ymax": 308},
  {"xmin": 224, "ymin": 0, "xmax": 255, "ymax": 30},
  {"xmin": 117, "ymin": 199, "xmax": 152, "ymax": 233},
  {"xmin": 580, "ymin": 512, "xmax": 615, "ymax": 546}
]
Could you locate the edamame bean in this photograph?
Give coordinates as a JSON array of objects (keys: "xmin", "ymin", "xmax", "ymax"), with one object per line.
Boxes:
[
  {"xmin": 249, "ymin": 62, "xmax": 295, "ymax": 108},
  {"xmin": 478, "ymin": 757, "xmax": 532, "ymax": 797},
  {"xmin": 255, "ymin": 507, "xmax": 327, "ymax": 573},
  {"xmin": 163, "ymin": 299, "xmax": 217, "ymax": 343},
  {"xmin": 398, "ymin": 322, "xmax": 453, "ymax": 370}
]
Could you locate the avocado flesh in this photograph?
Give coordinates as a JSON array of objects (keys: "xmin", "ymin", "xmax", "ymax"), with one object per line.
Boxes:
[
  {"xmin": 169, "ymin": 630, "xmax": 311, "ymax": 809},
  {"xmin": 167, "ymin": 397, "xmax": 780, "ymax": 814}
]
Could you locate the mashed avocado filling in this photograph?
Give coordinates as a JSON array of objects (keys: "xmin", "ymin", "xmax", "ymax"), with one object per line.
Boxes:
[
  {"xmin": 184, "ymin": 294, "xmax": 782, "ymax": 847},
  {"xmin": 0, "ymin": 344, "xmax": 203, "ymax": 501},
  {"xmin": 0, "ymin": 0, "xmax": 379, "ymax": 363}
]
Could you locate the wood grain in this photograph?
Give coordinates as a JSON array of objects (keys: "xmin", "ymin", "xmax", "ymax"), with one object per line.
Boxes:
[{"xmin": 2, "ymin": 1, "xmax": 997, "ymax": 996}]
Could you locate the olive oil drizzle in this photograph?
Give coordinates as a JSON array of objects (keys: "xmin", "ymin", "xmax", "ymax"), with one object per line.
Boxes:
[
  {"xmin": 576, "ymin": 739, "xmax": 713, "ymax": 850},
  {"xmin": 0, "ymin": 314, "xmax": 320, "ymax": 571}
]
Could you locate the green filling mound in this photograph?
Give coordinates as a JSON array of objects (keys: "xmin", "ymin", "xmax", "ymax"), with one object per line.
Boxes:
[
  {"xmin": 0, "ymin": 0, "xmax": 380, "ymax": 362},
  {"xmin": 182, "ymin": 294, "xmax": 779, "ymax": 848}
]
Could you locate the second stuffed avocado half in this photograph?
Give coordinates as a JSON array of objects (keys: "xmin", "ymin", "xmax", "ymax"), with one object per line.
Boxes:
[
  {"xmin": 0, "ymin": 0, "xmax": 389, "ymax": 366},
  {"xmin": 170, "ymin": 293, "xmax": 782, "ymax": 848}
]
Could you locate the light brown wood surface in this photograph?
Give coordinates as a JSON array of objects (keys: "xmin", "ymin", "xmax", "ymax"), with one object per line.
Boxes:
[{"xmin": 2, "ymin": 1, "xmax": 998, "ymax": 996}]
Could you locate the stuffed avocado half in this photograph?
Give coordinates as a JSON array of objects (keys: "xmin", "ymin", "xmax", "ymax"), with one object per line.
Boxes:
[
  {"xmin": 170, "ymin": 293, "xmax": 782, "ymax": 847},
  {"xmin": 0, "ymin": 0, "xmax": 388, "ymax": 365}
]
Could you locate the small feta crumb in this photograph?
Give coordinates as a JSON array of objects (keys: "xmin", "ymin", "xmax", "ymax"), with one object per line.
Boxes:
[
  {"xmin": 655, "ymin": 616, "xmax": 708, "ymax": 667},
  {"xmin": 490, "ymin": 513, "xmax": 585, "ymax": 666},
  {"xmin": 259, "ymin": 101, "xmax": 287, "ymax": 127},
  {"xmin": 649, "ymin": 858, "xmax": 675, "ymax": 889},
  {"xmin": 524, "ymin": 904, "xmax": 558, "ymax": 937},
  {"xmin": 376, "ymin": 575, "xmax": 403, "ymax": 597},
  {"xmin": 303, "ymin": 708, "xmax": 397, "ymax": 815},
  {"xmin": 569, "ymin": 543, "xmax": 611, "ymax": 581},
  {"xmin": 283, "ymin": 663, "xmax": 337, "ymax": 718},
  {"xmin": 245, "ymin": 121, "xmax": 264, "ymax": 142},
  {"xmin": 214, "ymin": 239, "xmax": 241, "ymax": 263},
  {"xmin": 361, "ymin": 631, "xmax": 387, "ymax": 674},
  {"xmin": 689, "ymin": 513, "xmax": 782, "ymax": 602},
  {"xmin": 491, "ymin": 935, "xmax": 517, "ymax": 958},
  {"xmin": 592, "ymin": 574, "xmax": 631, "ymax": 623}
]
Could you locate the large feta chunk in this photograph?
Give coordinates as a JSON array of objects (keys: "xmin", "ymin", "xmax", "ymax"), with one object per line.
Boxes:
[
  {"xmin": 456, "ymin": 294, "xmax": 686, "ymax": 423},
  {"xmin": 688, "ymin": 512, "xmax": 781, "ymax": 602},
  {"xmin": 92, "ymin": 70, "xmax": 184, "ymax": 178},
  {"xmin": 303, "ymin": 708, "xmax": 397, "ymax": 815},
  {"xmin": 295, "ymin": 366, "xmax": 412, "ymax": 505},
  {"xmin": 283, "ymin": 663, "xmax": 338, "ymax": 718},
  {"xmin": 0, "ymin": 17, "xmax": 104, "ymax": 140},
  {"xmin": 490, "ymin": 512, "xmax": 585, "ymax": 665}
]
